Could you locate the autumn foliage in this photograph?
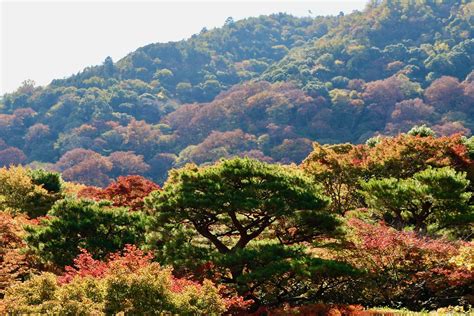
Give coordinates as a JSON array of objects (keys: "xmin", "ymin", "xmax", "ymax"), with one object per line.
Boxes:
[
  {"xmin": 2, "ymin": 245, "xmax": 229, "ymax": 315},
  {"xmin": 0, "ymin": 213, "xmax": 36, "ymax": 298},
  {"xmin": 1, "ymin": 0, "xmax": 474, "ymax": 311},
  {"xmin": 338, "ymin": 219, "xmax": 474, "ymax": 309},
  {"xmin": 78, "ymin": 175, "xmax": 160, "ymax": 210},
  {"xmin": 302, "ymin": 133, "xmax": 474, "ymax": 214},
  {"xmin": 58, "ymin": 244, "xmax": 155, "ymax": 284}
]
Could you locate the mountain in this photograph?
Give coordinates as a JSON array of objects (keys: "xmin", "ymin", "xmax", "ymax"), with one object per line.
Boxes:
[{"xmin": 1, "ymin": 0, "xmax": 473, "ymax": 185}]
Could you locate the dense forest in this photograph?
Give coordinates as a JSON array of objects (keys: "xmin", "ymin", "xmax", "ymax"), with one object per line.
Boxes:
[
  {"xmin": 0, "ymin": 0, "xmax": 473, "ymax": 185},
  {"xmin": 0, "ymin": 0, "xmax": 473, "ymax": 314},
  {"xmin": 0, "ymin": 129, "xmax": 473, "ymax": 313}
]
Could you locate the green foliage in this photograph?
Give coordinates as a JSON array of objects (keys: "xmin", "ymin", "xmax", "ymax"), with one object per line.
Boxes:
[
  {"xmin": 1, "ymin": 2, "xmax": 472, "ymax": 185},
  {"xmin": 2, "ymin": 265, "xmax": 227, "ymax": 315},
  {"xmin": 216, "ymin": 243, "xmax": 359, "ymax": 306},
  {"xmin": 365, "ymin": 135, "xmax": 381, "ymax": 147},
  {"xmin": 407, "ymin": 124, "xmax": 436, "ymax": 137},
  {"xmin": 1, "ymin": 4, "xmax": 474, "ymax": 311},
  {"xmin": 146, "ymin": 157, "xmax": 332, "ymax": 254},
  {"xmin": 25, "ymin": 199, "xmax": 149, "ymax": 266},
  {"xmin": 145, "ymin": 157, "xmax": 345, "ymax": 306},
  {"xmin": 29, "ymin": 169, "xmax": 63, "ymax": 193},
  {"xmin": 360, "ymin": 167, "xmax": 473, "ymax": 235},
  {"xmin": 461, "ymin": 135, "xmax": 474, "ymax": 159}
]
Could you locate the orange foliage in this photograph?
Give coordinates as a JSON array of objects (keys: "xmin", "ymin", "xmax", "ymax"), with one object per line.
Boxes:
[
  {"xmin": 364, "ymin": 133, "xmax": 474, "ymax": 179},
  {"xmin": 0, "ymin": 213, "xmax": 37, "ymax": 297},
  {"xmin": 78, "ymin": 175, "xmax": 160, "ymax": 210},
  {"xmin": 251, "ymin": 303, "xmax": 365, "ymax": 316}
]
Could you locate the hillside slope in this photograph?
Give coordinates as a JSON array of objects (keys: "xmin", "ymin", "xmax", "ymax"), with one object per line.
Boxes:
[{"xmin": 0, "ymin": 0, "xmax": 473, "ymax": 185}]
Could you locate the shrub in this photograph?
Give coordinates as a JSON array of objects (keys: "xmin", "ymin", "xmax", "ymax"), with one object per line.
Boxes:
[
  {"xmin": 2, "ymin": 246, "xmax": 228, "ymax": 315},
  {"xmin": 0, "ymin": 212, "xmax": 37, "ymax": 298},
  {"xmin": 338, "ymin": 219, "xmax": 474, "ymax": 310}
]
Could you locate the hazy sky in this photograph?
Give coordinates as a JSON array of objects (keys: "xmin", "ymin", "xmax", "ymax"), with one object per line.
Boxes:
[{"xmin": 1, "ymin": 0, "xmax": 366, "ymax": 94}]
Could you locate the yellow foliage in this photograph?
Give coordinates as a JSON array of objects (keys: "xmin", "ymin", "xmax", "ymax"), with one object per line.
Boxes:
[
  {"xmin": 0, "ymin": 213, "xmax": 37, "ymax": 297},
  {"xmin": 450, "ymin": 244, "xmax": 474, "ymax": 271},
  {"xmin": 2, "ymin": 263, "xmax": 227, "ymax": 315},
  {"xmin": 0, "ymin": 166, "xmax": 57, "ymax": 217},
  {"xmin": 62, "ymin": 181, "xmax": 88, "ymax": 198}
]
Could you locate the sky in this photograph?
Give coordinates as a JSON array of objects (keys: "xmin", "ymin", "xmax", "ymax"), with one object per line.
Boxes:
[{"xmin": 0, "ymin": 0, "xmax": 366, "ymax": 95}]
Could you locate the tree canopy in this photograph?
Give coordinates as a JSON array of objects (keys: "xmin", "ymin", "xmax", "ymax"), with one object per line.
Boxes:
[{"xmin": 1, "ymin": 1, "xmax": 473, "ymax": 184}]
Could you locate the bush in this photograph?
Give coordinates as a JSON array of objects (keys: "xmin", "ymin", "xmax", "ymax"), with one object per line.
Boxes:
[
  {"xmin": 0, "ymin": 213, "xmax": 37, "ymax": 298},
  {"xmin": 2, "ymin": 246, "xmax": 227, "ymax": 315},
  {"xmin": 338, "ymin": 219, "xmax": 474, "ymax": 310}
]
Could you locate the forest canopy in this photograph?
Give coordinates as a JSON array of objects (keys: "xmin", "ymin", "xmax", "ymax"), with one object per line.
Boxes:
[
  {"xmin": 1, "ymin": 2, "xmax": 473, "ymax": 312},
  {"xmin": 0, "ymin": 0, "xmax": 473, "ymax": 185}
]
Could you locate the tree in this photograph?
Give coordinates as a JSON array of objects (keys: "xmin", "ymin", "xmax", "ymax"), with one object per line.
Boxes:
[
  {"xmin": 148, "ymin": 153, "xmax": 177, "ymax": 184},
  {"xmin": 175, "ymin": 129, "xmax": 258, "ymax": 166},
  {"xmin": 270, "ymin": 138, "xmax": 313, "ymax": 164},
  {"xmin": 29, "ymin": 169, "xmax": 63, "ymax": 194},
  {"xmin": 103, "ymin": 56, "xmax": 114, "ymax": 76},
  {"xmin": 0, "ymin": 213, "xmax": 37, "ymax": 298},
  {"xmin": 78, "ymin": 175, "xmax": 160, "ymax": 211},
  {"xmin": 338, "ymin": 219, "xmax": 474, "ymax": 310},
  {"xmin": 55, "ymin": 148, "xmax": 112, "ymax": 187},
  {"xmin": 386, "ymin": 98, "xmax": 434, "ymax": 133},
  {"xmin": 360, "ymin": 167, "xmax": 473, "ymax": 235},
  {"xmin": 407, "ymin": 124, "xmax": 436, "ymax": 137},
  {"xmin": 147, "ymin": 158, "xmax": 332, "ymax": 255},
  {"xmin": 25, "ymin": 199, "xmax": 149, "ymax": 267},
  {"xmin": 391, "ymin": 99, "xmax": 434, "ymax": 123},
  {"xmin": 425, "ymin": 76, "xmax": 464, "ymax": 112},
  {"xmin": 433, "ymin": 121, "xmax": 471, "ymax": 136},
  {"xmin": 107, "ymin": 151, "xmax": 150, "ymax": 178},
  {"xmin": 145, "ymin": 158, "xmax": 342, "ymax": 306},
  {"xmin": 301, "ymin": 143, "xmax": 367, "ymax": 214},
  {"xmin": 364, "ymin": 133, "xmax": 473, "ymax": 180},
  {"xmin": 24, "ymin": 123, "xmax": 54, "ymax": 161},
  {"xmin": 0, "ymin": 166, "xmax": 60, "ymax": 218},
  {"xmin": 0, "ymin": 147, "xmax": 27, "ymax": 166}
]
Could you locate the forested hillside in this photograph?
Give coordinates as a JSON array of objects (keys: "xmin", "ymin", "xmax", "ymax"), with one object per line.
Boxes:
[
  {"xmin": 1, "ymin": 130, "xmax": 473, "ymax": 313},
  {"xmin": 1, "ymin": 0, "xmax": 473, "ymax": 186},
  {"xmin": 1, "ymin": 1, "xmax": 474, "ymax": 313}
]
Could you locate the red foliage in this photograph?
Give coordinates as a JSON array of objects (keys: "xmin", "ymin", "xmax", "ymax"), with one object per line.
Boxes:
[
  {"xmin": 365, "ymin": 133, "xmax": 474, "ymax": 179},
  {"xmin": 59, "ymin": 244, "xmax": 153, "ymax": 284},
  {"xmin": 169, "ymin": 276, "xmax": 201, "ymax": 293},
  {"xmin": 0, "ymin": 213, "xmax": 37, "ymax": 295},
  {"xmin": 58, "ymin": 244, "xmax": 252, "ymax": 311},
  {"xmin": 78, "ymin": 175, "xmax": 160, "ymax": 211},
  {"xmin": 56, "ymin": 148, "xmax": 112, "ymax": 187},
  {"xmin": 0, "ymin": 147, "xmax": 27, "ymax": 166},
  {"xmin": 425, "ymin": 76, "xmax": 464, "ymax": 112},
  {"xmin": 343, "ymin": 219, "xmax": 473, "ymax": 304},
  {"xmin": 349, "ymin": 218, "xmax": 458, "ymax": 258},
  {"xmin": 363, "ymin": 76, "xmax": 405, "ymax": 117},
  {"xmin": 386, "ymin": 98, "xmax": 435, "ymax": 134},
  {"xmin": 25, "ymin": 124, "xmax": 51, "ymax": 143},
  {"xmin": 108, "ymin": 151, "xmax": 150, "ymax": 177},
  {"xmin": 432, "ymin": 121, "xmax": 471, "ymax": 136},
  {"xmin": 224, "ymin": 295, "xmax": 254, "ymax": 314}
]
